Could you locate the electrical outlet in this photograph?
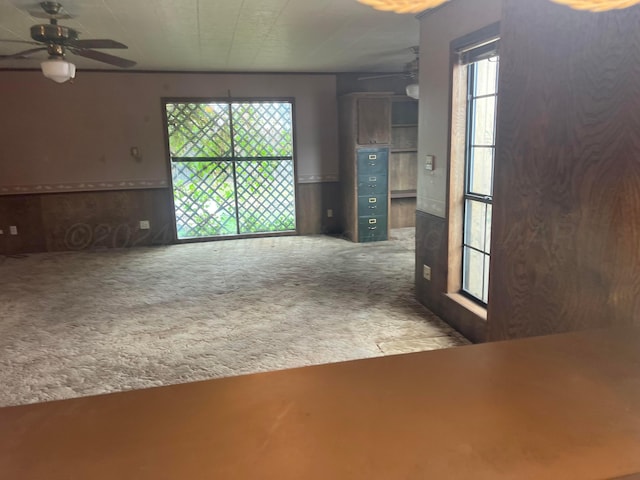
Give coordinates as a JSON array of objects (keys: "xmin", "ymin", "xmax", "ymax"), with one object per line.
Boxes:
[
  {"xmin": 327, "ymin": 209, "xmax": 333, "ymax": 218},
  {"xmin": 9, "ymin": 226, "xmax": 18, "ymax": 235},
  {"xmin": 139, "ymin": 220, "xmax": 150, "ymax": 230},
  {"xmin": 423, "ymin": 265, "xmax": 432, "ymax": 281}
]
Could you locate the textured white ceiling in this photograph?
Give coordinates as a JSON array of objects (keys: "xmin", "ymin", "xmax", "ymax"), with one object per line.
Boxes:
[{"xmin": 0, "ymin": 0, "xmax": 420, "ymax": 72}]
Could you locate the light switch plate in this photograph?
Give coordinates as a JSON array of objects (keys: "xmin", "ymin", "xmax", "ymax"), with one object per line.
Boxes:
[
  {"xmin": 139, "ymin": 220, "xmax": 150, "ymax": 230},
  {"xmin": 425, "ymin": 155, "xmax": 435, "ymax": 171}
]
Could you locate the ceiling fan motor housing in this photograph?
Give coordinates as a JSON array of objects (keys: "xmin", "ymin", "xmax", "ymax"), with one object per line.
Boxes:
[
  {"xmin": 41, "ymin": 1, "xmax": 63, "ymax": 15},
  {"xmin": 30, "ymin": 24, "xmax": 78, "ymax": 44}
]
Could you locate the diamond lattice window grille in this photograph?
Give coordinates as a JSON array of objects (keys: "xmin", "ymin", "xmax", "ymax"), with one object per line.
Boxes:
[
  {"xmin": 167, "ymin": 100, "xmax": 296, "ymax": 239},
  {"xmin": 171, "ymin": 161, "xmax": 237, "ymax": 238},
  {"xmin": 232, "ymin": 103, "xmax": 293, "ymax": 158},
  {"xmin": 166, "ymin": 103, "xmax": 232, "ymax": 158},
  {"xmin": 236, "ymin": 160, "xmax": 296, "ymax": 234}
]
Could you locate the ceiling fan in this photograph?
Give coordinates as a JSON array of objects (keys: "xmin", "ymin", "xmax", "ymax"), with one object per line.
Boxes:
[
  {"xmin": 358, "ymin": 46, "xmax": 420, "ymax": 99},
  {"xmin": 0, "ymin": 1, "xmax": 136, "ymax": 83}
]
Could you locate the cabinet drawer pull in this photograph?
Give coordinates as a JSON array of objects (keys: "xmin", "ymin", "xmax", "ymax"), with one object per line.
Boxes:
[
  {"xmin": 369, "ymin": 206, "xmax": 377, "ymax": 209},
  {"xmin": 368, "ymin": 226, "xmax": 377, "ymax": 231},
  {"xmin": 368, "ymin": 184, "xmax": 377, "ymax": 188}
]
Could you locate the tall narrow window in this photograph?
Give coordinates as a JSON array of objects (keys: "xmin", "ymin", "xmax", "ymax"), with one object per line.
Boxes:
[{"xmin": 461, "ymin": 43, "xmax": 499, "ymax": 304}]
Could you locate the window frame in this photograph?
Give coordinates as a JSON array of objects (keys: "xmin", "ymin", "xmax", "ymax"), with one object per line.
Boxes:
[
  {"xmin": 161, "ymin": 97, "xmax": 300, "ymax": 242},
  {"xmin": 461, "ymin": 51, "xmax": 499, "ymax": 306},
  {"xmin": 446, "ymin": 23, "xmax": 500, "ymax": 309}
]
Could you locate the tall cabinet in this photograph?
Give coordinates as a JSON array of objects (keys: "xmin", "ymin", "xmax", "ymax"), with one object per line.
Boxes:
[{"xmin": 339, "ymin": 93, "xmax": 418, "ymax": 242}]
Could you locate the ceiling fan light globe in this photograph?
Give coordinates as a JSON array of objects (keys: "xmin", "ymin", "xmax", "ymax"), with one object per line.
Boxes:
[
  {"xmin": 357, "ymin": 0, "xmax": 449, "ymax": 14},
  {"xmin": 41, "ymin": 58, "xmax": 75, "ymax": 83},
  {"xmin": 549, "ymin": 0, "xmax": 640, "ymax": 10},
  {"xmin": 406, "ymin": 83, "xmax": 419, "ymax": 99}
]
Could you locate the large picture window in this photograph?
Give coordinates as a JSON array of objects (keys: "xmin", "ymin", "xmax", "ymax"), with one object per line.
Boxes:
[{"xmin": 164, "ymin": 100, "xmax": 297, "ymax": 240}]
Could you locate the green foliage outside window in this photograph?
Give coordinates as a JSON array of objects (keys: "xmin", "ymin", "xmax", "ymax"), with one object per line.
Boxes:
[{"xmin": 166, "ymin": 102, "xmax": 296, "ymax": 239}]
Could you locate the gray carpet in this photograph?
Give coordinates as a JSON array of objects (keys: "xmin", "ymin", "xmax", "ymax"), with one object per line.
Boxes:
[{"xmin": 0, "ymin": 229, "xmax": 469, "ymax": 407}]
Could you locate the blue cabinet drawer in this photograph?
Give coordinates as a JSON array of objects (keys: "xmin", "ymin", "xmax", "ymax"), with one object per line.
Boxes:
[
  {"xmin": 357, "ymin": 148, "xmax": 388, "ymax": 175},
  {"xmin": 358, "ymin": 195, "xmax": 388, "ymax": 216},
  {"xmin": 358, "ymin": 216, "xmax": 388, "ymax": 242},
  {"xmin": 358, "ymin": 174, "xmax": 388, "ymax": 195}
]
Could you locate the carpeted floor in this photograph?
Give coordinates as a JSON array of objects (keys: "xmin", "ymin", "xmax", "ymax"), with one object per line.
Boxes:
[{"xmin": 0, "ymin": 229, "xmax": 469, "ymax": 407}]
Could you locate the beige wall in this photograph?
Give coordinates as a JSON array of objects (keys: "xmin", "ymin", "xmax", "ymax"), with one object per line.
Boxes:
[
  {"xmin": 416, "ymin": 0, "xmax": 502, "ymax": 217},
  {"xmin": 0, "ymin": 71, "xmax": 338, "ymax": 194}
]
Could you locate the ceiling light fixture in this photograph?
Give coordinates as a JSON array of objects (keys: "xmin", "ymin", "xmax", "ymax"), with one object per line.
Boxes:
[
  {"xmin": 356, "ymin": 0, "xmax": 448, "ymax": 14},
  {"xmin": 357, "ymin": 0, "xmax": 639, "ymax": 13},
  {"xmin": 405, "ymin": 83, "xmax": 419, "ymax": 99},
  {"xmin": 40, "ymin": 57, "xmax": 76, "ymax": 83},
  {"xmin": 548, "ymin": 0, "xmax": 640, "ymax": 10}
]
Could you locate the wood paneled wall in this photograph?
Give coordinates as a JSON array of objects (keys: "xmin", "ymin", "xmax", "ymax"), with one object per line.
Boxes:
[
  {"xmin": 0, "ymin": 189, "xmax": 174, "ymax": 255},
  {"xmin": 0, "ymin": 183, "xmax": 339, "ymax": 255},
  {"xmin": 415, "ymin": 211, "xmax": 487, "ymax": 343},
  {"xmin": 488, "ymin": 1, "xmax": 640, "ymax": 340},
  {"xmin": 296, "ymin": 182, "xmax": 341, "ymax": 235}
]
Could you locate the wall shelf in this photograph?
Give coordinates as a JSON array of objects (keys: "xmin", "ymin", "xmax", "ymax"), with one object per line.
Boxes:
[
  {"xmin": 391, "ymin": 190, "xmax": 417, "ymax": 199},
  {"xmin": 391, "ymin": 148, "xmax": 418, "ymax": 154},
  {"xmin": 388, "ymin": 98, "xmax": 418, "ymax": 228}
]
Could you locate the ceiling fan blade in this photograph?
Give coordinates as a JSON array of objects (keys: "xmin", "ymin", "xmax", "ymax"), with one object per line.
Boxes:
[
  {"xmin": 357, "ymin": 73, "xmax": 407, "ymax": 81},
  {"xmin": 0, "ymin": 39, "xmax": 41, "ymax": 46},
  {"xmin": 0, "ymin": 46, "xmax": 47, "ymax": 61},
  {"xmin": 66, "ymin": 39, "xmax": 128, "ymax": 49},
  {"xmin": 69, "ymin": 48, "xmax": 136, "ymax": 68}
]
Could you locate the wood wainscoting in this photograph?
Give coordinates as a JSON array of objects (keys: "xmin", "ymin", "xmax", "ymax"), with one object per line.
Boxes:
[
  {"xmin": 487, "ymin": 0, "xmax": 640, "ymax": 340},
  {"xmin": 415, "ymin": 210, "xmax": 487, "ymax": 343},
  {"xmin": 296, "ymin": 182, "xmax": 341, "ymax": 235},
  {"xmin": 0, "ymin": 189, "xmax": 174, "ymax": 255},
  {"xmin": 0, "ymin": 182, "xmax": 340, "ymax": 255}
]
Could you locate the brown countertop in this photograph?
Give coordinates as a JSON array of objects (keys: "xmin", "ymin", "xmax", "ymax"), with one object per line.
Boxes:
[{"xmin": 2, "ymin": 327, "xmax": 640, "ymax": 479}]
